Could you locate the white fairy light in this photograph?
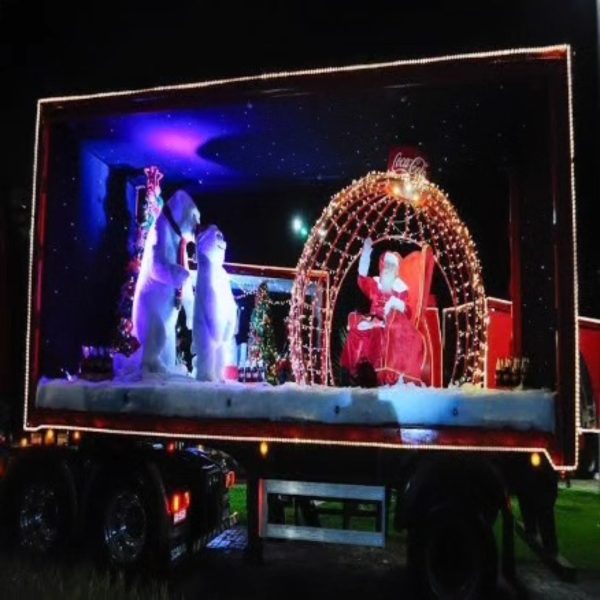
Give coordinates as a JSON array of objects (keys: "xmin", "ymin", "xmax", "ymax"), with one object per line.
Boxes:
[
  {"xmin": 23, "ymin": 419, "xmax": 572, "ymax": 471},
  {"xmin": 36, "ymin": 45, "xmax": 572, "ymax": 105},
  {"xmin": 23, "ymin": 100, "xmax": 42, "ymax": 433}
]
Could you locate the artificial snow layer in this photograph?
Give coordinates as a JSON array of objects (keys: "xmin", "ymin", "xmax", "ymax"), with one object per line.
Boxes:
[{"xmin": 35, "ymin": 377, "xmax": 555, "ymax": 432}]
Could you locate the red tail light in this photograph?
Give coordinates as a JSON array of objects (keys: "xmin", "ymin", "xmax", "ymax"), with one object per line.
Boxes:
[
  {"xmin": 225, "ymin": 470, "xmax": 236, "ymax": 488},
  {"xmin": 169, "ymin": 490, "xmax": 191, "ymax": 524}
]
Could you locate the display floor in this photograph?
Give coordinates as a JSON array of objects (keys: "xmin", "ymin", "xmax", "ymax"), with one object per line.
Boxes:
[{"xmin": 35, "ymin": 376, "xmax": 555, "ymax": 432}]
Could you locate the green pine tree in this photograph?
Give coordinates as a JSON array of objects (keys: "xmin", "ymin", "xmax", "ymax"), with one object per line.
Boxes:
[{"xmin": 248, "ymin": 282, "xmax": 278, "ymax": 382}]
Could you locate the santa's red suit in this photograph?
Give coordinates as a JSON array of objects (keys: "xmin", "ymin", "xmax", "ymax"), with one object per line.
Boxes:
[{"xmin": 341, "ymin": 246, "xmax": 425, "ymax": 385}]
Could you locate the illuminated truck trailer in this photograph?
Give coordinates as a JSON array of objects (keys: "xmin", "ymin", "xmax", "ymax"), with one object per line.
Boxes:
[{"xmin": 1, "ymin": 46, "xmax": 595, "ymax": 597}]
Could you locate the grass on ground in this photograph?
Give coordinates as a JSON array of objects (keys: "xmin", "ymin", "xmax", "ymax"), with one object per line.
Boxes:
[
  {"xmin": 0, "ymin": 484, "xmax": 596, "ymax": 598},
  {"xmin": 231, "ymin": 483, "xmax": 600, "ymax": 570},
  {"xmin": 0, "ymin": 557, "xmax": 171, "ymax": 600},
  {"xmin": 511, "ymin": 488, "xmax": 600, "ymax": 571}
]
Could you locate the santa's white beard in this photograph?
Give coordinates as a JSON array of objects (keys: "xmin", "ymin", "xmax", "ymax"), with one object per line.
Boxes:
[{"xmin": 380, "ymin": 268, "xmax": 395, "ymax": 292}]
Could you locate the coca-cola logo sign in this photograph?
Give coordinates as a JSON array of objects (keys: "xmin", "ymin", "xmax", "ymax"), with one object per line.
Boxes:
[{"xmin": 388, "ymin": 147, "xmax": 430, "ymax": 178}]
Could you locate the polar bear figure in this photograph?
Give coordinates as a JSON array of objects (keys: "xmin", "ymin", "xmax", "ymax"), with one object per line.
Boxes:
[
  {"xmin": 193, "ymin": 225, "xmax": 238, "ymax": 381},
  {"xmin": 132, "ymin": 190, "xmax": 200, "ymax": 374}
]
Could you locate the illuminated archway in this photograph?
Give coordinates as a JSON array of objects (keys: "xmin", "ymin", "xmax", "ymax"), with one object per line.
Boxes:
[{"xmin": 289, "ymin": 171, "xmax": 488, "ymax": 386}]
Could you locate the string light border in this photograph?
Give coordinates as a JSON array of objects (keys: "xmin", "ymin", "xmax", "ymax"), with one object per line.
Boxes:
[
  {"xmin": 23, "ymin": 45, "xmax": 579, "ymax": 471},
  {"xmin": 35, "ymin": 46, "xmax": 571, "ymax": 104},
  {"xmin": 23, "ymin": 420, "xmax": 566, "ymax": 471}
]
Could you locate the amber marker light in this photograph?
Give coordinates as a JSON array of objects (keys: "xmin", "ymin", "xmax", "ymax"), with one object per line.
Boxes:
[{"xmin": 259, "ymin": 441, "xmax": 269, "ymax": 458}]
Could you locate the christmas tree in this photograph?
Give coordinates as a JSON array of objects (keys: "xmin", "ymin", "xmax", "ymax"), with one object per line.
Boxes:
[
  {"xmin": 247, "ymin": 282, "xmax": 278, "ymax": 382},
  {"xmin": 113, "ymin": 166, "xmax": 164, "ymax": 356}
]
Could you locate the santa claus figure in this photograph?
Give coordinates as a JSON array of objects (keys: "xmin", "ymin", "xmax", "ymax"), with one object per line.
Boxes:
[{"xmin": 341, "ymin": 237, "xmax": 425, "ymax": 385}]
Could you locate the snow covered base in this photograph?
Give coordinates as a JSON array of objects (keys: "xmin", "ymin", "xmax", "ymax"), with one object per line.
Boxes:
[{"xmin": 35, "ymin": 376, "xmax": 555, "ymax": 432}]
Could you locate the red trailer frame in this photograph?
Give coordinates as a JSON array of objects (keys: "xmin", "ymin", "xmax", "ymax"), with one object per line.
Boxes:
[{"xmin": 23, "ymin": 45, "xmax": 581, "ymax": 471}]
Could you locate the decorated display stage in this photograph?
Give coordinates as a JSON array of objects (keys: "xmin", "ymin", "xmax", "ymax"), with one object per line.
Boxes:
[
  {"xmin": 25, "ymin": 47, "xmax": 592, "ymax": 467},
  {"xmin": 36, "ymin": 377, "xmax": 555, "ymax": 432}
]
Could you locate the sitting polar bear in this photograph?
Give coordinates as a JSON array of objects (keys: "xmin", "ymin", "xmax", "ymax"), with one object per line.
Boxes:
[
  {"xmin": 193, "ymin": 225, "xmax": 237, "ymax": 381},
  {"xmin": 132, "ymin": 189, "xmax": 200, "ymax": 374}
]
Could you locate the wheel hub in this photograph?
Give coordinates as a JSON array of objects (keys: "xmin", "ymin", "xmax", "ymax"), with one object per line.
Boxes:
[{"xmin": 103, "ymin": 490, "xmax": 147, "ymax": 565}]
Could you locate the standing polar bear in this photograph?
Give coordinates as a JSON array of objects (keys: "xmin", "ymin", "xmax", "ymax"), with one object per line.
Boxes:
[
  {"xmin": 193, "ymin": 225, "xmax": 237, "ymax": 381},
  {"xmin": 132, "ymin": 190, "xmax": 200, "ymax": 374}
]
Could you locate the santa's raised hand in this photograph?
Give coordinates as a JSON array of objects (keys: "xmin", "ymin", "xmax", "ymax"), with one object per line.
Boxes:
[{"xmin": 358, "ymin": 237, "xmax": 373, "ymax": 276}]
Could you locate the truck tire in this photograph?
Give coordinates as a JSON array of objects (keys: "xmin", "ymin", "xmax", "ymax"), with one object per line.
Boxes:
[
  {"xmin": 101, "ymin": 484, "xmax": 157, "ymax": 568},
  {"xmin": 407, "ymin": 504, "xmax": 497, "ymax": 600},
  {"xmin": 15, "ymin": 474, "xmax": 72, "ymax": 554}
]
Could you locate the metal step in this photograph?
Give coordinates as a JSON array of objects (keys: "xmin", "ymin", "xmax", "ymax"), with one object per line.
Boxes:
[{"xmin": 258, "ymin": 479, "xmax": 386, "ymax": 548}]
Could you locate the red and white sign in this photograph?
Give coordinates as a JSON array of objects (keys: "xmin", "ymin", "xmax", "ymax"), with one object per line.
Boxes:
[{"xmin": 388, "ymin": 147, "xmax": 430, "ymax": 178}]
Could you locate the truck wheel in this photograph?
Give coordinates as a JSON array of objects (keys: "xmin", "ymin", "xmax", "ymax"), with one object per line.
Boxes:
[
  {"xmin": 408, "ymin": 505, "xmax": 497, "ymax": 600},
  {"xmin": 16, "ymin": 477, "xmax": 70, "ymax": 554},
  {"xmin": 102, "ymin": 486, "xmax": 152, "ymax": 567}
]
